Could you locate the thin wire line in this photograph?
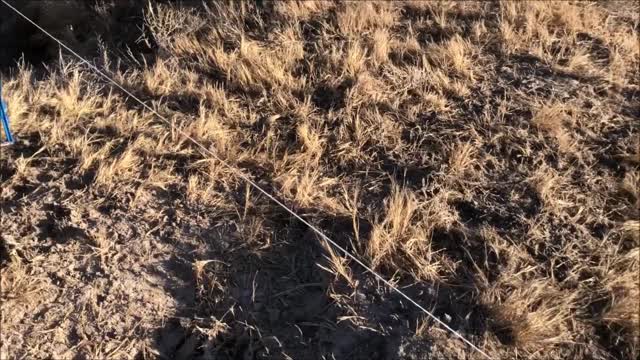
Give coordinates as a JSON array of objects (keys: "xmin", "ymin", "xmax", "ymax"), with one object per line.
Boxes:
[{"xmin": 0, "ymin": 2, "xmax": 493, "ymax": 358}]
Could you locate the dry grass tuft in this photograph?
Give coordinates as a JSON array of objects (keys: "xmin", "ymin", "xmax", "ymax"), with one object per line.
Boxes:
[
  {"xmin": 368, "ymin": 186, "xmax": 446, "ymax": 282},
  {"xmin": 485, "ymin": 279, "xmax": 577, "ymax": 351},
  {"xmin": 601, "ymin": 249, "xmax": 640, "ymax": 354},
  {"xmin": 531, "ymin": 103, "xmax": 576, "ymax": 153}
]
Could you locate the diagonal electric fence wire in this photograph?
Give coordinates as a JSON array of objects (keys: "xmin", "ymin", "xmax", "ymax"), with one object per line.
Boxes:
[{"xmin": 0, "ymin": 2, "xmax": 493, "ymax": 359}]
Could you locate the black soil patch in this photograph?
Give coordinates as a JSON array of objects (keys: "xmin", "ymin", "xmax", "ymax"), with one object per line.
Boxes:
[
  {"xmin": 0, "ymin": 0, "xmax": 156, "ymax": 71},
  {"xmin": 312, "ymin": 78, "xmax": 354, "ymax": 111}
]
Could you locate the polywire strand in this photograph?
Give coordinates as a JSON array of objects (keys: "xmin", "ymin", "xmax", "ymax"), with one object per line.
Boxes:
[{"xmin": 0, "ymin": 2, "xmax": 493, "ymax": 358}]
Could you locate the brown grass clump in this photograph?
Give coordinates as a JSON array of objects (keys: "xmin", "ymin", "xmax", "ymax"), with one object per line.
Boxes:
[
  {"xmin": 368, "ymin": 185, "xmax": 446, "ymax": 282},
  {"xmin": 531, "ymin": 103, "xmax": 576, "ymax": 153},
  {"xmin": 600, "ymin": 249, "xmax": 640, "ymax": 357},
  {"xmin": 0, "ymin": 1, "xmax": 638, "ymax": 359},
  {"xmin": 488, "ymin": 280, "xmax": 577, "ymax": 350}
]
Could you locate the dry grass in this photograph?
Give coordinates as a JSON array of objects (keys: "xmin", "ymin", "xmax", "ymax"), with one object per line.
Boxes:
[{"xmin": 0, "ymin": 1, "xmax": 638, "ymax": 359}]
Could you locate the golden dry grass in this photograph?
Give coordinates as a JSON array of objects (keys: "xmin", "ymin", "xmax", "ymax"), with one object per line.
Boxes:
[{"xmin": 1, "ymin": 1, "xmax": 638, "ymax": 359}]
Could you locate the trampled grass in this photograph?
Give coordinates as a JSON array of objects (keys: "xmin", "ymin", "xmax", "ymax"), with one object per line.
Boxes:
[{"xmin": 0, "ymin": 1, "xmax": 638, "ymax": 359}]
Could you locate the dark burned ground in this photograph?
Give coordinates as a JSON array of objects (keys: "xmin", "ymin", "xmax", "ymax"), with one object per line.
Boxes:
[
  {"xmin": 1, "ymin": 140, "xmax": 457, "ymax": 359},
  {"xmin": 1, "ymin": 1, "xmax": 639, "ymax": 360}
]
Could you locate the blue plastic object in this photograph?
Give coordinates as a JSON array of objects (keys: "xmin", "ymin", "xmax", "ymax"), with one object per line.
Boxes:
[{"xmin": 0, "ymin": 80, "xmax": 15, "ymax": 146}]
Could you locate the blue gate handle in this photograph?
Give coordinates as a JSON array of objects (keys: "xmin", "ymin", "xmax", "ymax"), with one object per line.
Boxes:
[{"xmin": 0, "ymin": 82, "xmax": 15, "ymax": 145}]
